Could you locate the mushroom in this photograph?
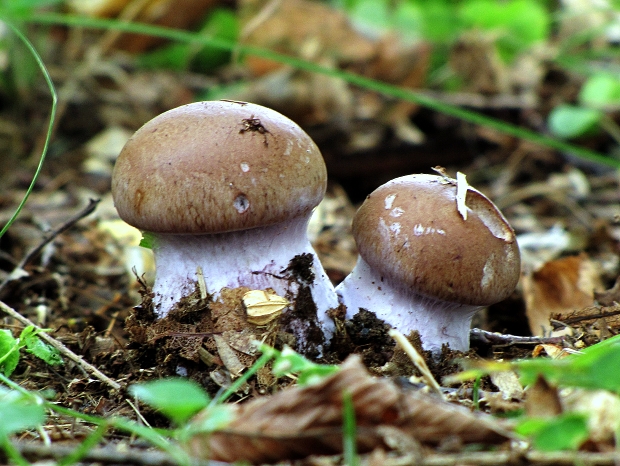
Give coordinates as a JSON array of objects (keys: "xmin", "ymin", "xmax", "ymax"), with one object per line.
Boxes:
[
  {"xmin": 335, "ymin": 173, "xmax": 520, "ymax": 353},
  {"xmin": 111, "ymin": 100, "xmax": 338, "ymax": 343}
]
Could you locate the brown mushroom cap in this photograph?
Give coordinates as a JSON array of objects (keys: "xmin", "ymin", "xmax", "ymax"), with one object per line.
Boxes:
[
  {"xmin": 112, "ymin": 101, "xmax": 327, "ymax": 234},
  {"xmin": 352, "ymin": 174, "xmax": 520, "ymax": 306}
]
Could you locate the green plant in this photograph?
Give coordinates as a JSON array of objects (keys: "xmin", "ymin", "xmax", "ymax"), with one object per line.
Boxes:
[
  {"xmin": 0, "ymin": 343, "xmax": 344, "ymax": 464},
  {"xmin": 0, "ymin": 325, "xmax": 62, "ymax": 376},
  {"xmin": 270, "ymin": 345, "xmax": 339, "ymax": 385},
  {"xmin": 548, "ymin": 72, "xmax": 620, "ymax": 141},
  {"xmin": 449, "ymin": 334, "xmax": 620, "ymax": 451},
  {"xmin": 515, "ymin": 412, "xmax": 589, "ymax": 452},
  {"xmin": 0, "ymin": 19, "xmax": 56, "ymax": 241},
  {"xmin": 130, "ymin": 378, "xmax": 211, "ymax": 426},
  {"xmin": 342, "ymin": 390, "xmax": 360, "ymax": 466},
  {"xmin": 516, "ymin": 334, "xmax": 620, "ymax": 392},
  {"xmin": 137, "ymin": 7, "xmax": 238, "ymax": 72},
  {"xmin": 0, "ymin": 373, "xmax": 196, "ymax": 465},
  {"xmin": 0, "ymin": 386, "xmax": 47, "ymax": 466},
  {"xmin": 340, "ymin": 0, "xmax": 549, "ymax": 66},
  {"xmin": 458, "ymin": 0, "xmax": 549, "ymax": 62},
  {"xmin": 0, "ymin": 0, "xmax": 61, "ymax": 97}
]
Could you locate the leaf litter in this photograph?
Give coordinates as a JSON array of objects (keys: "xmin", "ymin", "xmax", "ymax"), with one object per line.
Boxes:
[{"xmin": 1, "ymin": 0, "xmax": 620, "ymax": 464}]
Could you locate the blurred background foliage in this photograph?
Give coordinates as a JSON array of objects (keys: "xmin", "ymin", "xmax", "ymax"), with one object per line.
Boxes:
[{"xmin": 0, "ymin": 0, "xmax": 618, "ymax": 163}]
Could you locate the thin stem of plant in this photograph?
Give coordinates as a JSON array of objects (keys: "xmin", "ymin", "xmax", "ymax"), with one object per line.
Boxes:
[{"xmin": 0, "ymin": 21, "xmax": 57, "ymax": 240}]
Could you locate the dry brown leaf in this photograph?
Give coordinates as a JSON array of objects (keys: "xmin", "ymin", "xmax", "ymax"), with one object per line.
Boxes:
[
  {"xmin": 236, "ymin": 0, "xmax": 428, "ymax": 139},
  {"xmin": 489, "ymin": 370, "xmax": 524, "ymax": 400},
  {"xmin": 594, "ymin": 275, "xmax": 620, "ymax": 307},
  {"xmin": 243, "ymin": 289, "xmax": 289, "ymax": 325},
  {"xmin": 239, "ymin": 0, "xmax": 377, "ymax": 77},
  {"xmin": 213, "ymin": 334, "xmax": 245, "ymax": 377},
  {"xmin": 523, "ymin": 254, "xmax": 603, "ymax": 335},
  {"xmin": 563, "ymin": 389, "xmax": 620, "ymax": 443},
  {"xmin": 68, "ymin": 0, "xmax": 218, "ymax": 52},
  {"xmin": 186, "ymin": 355, "xmax": 510, "ymax": 463},
  {"xmin": 524, "ymin": 376, "xmax": 562, "ymax": 419}
]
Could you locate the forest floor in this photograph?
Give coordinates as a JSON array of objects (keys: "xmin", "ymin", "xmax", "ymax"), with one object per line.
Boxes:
[{"xmin": 1, "ymin": 1, "xmax": 620, "ymax": 465}]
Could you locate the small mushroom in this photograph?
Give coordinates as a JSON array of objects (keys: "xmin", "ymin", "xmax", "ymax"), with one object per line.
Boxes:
[
  {"xmin": 112, "ymin": 101, "xmax": 338, "ymax": 341},
  {"xmin": 335, "ymin": 174, "xmax": 520, "ymax": 353}
]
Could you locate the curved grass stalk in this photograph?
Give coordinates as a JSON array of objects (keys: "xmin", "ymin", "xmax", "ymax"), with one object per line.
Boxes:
[{"xmin": 0, "ymin": 21, "xmax": 57, "ymax": 240}]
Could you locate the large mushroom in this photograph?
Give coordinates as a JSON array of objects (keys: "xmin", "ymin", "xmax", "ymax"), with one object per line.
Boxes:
[
  {"xmin": 112, "ymin": 100, "xmax": 338, "ymax": 343},
  {"xmin": 335, "ymin": 173, "xmax": 520, "ymax": 353}
]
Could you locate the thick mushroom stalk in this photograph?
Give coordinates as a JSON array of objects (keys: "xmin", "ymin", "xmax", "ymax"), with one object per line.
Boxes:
[
  {"xmin": 112, "ymin": 101, "xmax": 338, "ymax": 344},
  {"xmin": 335, "ymin": 174, "xmax": 520, "ymax": 353},
  {"xmin": 152, "ymin": 216, "xmax": 336, "ymax": 334}
]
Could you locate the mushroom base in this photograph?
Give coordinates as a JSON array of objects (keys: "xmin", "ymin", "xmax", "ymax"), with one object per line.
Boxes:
[
  {"xmin": 335, "ymin": 258, "xmax": 480, "ymax": 353},
  {"xmin": 150, "ymin": 215, "xmax": 338, "ymax": 340}
]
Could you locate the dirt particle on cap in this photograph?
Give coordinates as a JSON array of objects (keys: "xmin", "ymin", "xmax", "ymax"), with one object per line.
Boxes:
[{"xmin": 239, "ymin": 116, "xmax": 270, "ymax": 146}]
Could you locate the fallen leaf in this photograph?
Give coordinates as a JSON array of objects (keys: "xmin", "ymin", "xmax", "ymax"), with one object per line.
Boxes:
[
  {"xmin": 213, "ymin": 335, "xmax": 245, "ymax": 377},
  {"xmin": 186, "ymin": 355, "xmax": 510, "ymax": 463},
  {"xmin": 524, "ymin": 376, "xmax": 562, "ymax": 419},
  {"xmin": 523, "ymin": 254, "xmax": 603, "ymax": 335},
  {"xmin": 243, "ymin": 289, "xmax": 289, "ymax": 325},
  {"xmin": 490, "ymin": 370, "xmax": 524, "ymax": 400},
  {"xmin": 594, "ymin": 275, "xmax": 620, "ymax": 307}
]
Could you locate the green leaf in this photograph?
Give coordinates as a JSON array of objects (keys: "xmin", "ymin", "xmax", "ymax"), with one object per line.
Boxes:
[
  {"xmin": 139, "ymin": 231, "xmax": 155, "ymax": 249},
  {"xmin": 516, "ymin": 334, "xmax": 620, "ymax": 392},
  {"xmin": 547, "ymin": 104, "xmax": 601, "ymax": 139},
  {"xmin": 459, "ymin": 0, "xmax": 549, "ymax": 62},
  {"xmin": 192, "ymin": 8, "xmax": 239, "ymax": 72},
  {"xmin": 138, "ymin": 8, "xmax": 238, "ymax": 72},
  {"xmin": 0, "ymin": 329, "xmax": 21, "ymax": 377},
  {"xmin": 515, "ymin": 413, "xmax": 589, "ymax": 451},
  {"xmin": 0, "ymin": 0, "xmax": 62, "ymax": 19},
  {"xmin": 137, "ymin": 43, "xmax": 192, "ymax": 71},
  {"xmin": 459, "ymin": 0, "xmax": 502, "ymax": 30},
  {"xmin": 342, "ymin": 391, "xmax": 359, "ymax": 466},
  {"xmin": 393, "ymin": 2, "xmax": 424, "ymax": 42},
  {"xmin": 0, "ymin": 388, "xmax": 46, "ymax": 436},
  {"xmin": 185, "ymin": 404, "xmax": 234, "ymax": 436},
  {"xmin": 349, "ymin": 0, "xmax": 391, "ymax": 33},
  {"xmin": 579, "ymin": 73, "xmax": 620, "ymax": 108},
  {"xmin": 503, "ymin": 0, "xmax": 549, "ymax": 45},
  {"xmin": 459, "ymin": 0, "xmax": 548, "ymax": 44},
  {"xmin": 271, "ymin": 346, "xmax": 339, "ymax": 385},
  {"xmin": 418, "ymin": 0, "xmax": 461, "ymax": 44},
  {"xmin": 25, "ymin": 336, "xmax": 63, "ymax": 366},
  {"xmin": 130, "ymin": 378, "xmax": 210, "ymax": 425},
  {"xmin": 19, "ymin": 326, "xmax": 63, "ymax": 366}
]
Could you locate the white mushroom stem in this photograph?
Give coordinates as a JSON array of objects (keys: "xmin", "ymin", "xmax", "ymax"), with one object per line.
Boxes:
[
  {"xmin": 335, "ymin": 257, "xmax": 480, "ymax": 353},
  {"xmin": 151, "ymin": 214, "xmax": 338, "ymax": 338}
]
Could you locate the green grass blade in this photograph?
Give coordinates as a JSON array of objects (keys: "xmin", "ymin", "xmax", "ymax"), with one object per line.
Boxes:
[
  {"xmin": 0, "ymin": 21, "xmax": 57, "ymax": 240},
  {"xmin": 342, "ymin": 390, "xmax": 359, "ymax": 466}
]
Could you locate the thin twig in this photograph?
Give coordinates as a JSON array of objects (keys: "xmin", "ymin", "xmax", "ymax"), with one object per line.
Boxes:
[
  {"xmin": 0, "ymin": 299, "xmax": 121, "ymax": 391},
  {"xmin": 11, "ymin": 441, "xmax": 218, "ymax": 466},
  {"xmin": 0, "ymin": 198, "xmax": 100, "ymax": 292},
  {"xmin": 12, "ymin": 440, "xmax": 620, "ymax": 466},
  {"xmin": 470, "ymin": 328, "xmax": 568, "ymax": 346}
]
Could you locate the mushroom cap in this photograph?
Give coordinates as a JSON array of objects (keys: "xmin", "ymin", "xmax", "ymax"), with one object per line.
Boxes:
[
  {"xmin": 352, "ymin": 174, "xmax": 520, "ymax": 306},
  {"xmin": 111, "ymin": 101, "xmax": 327, "ymax": 234}
]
